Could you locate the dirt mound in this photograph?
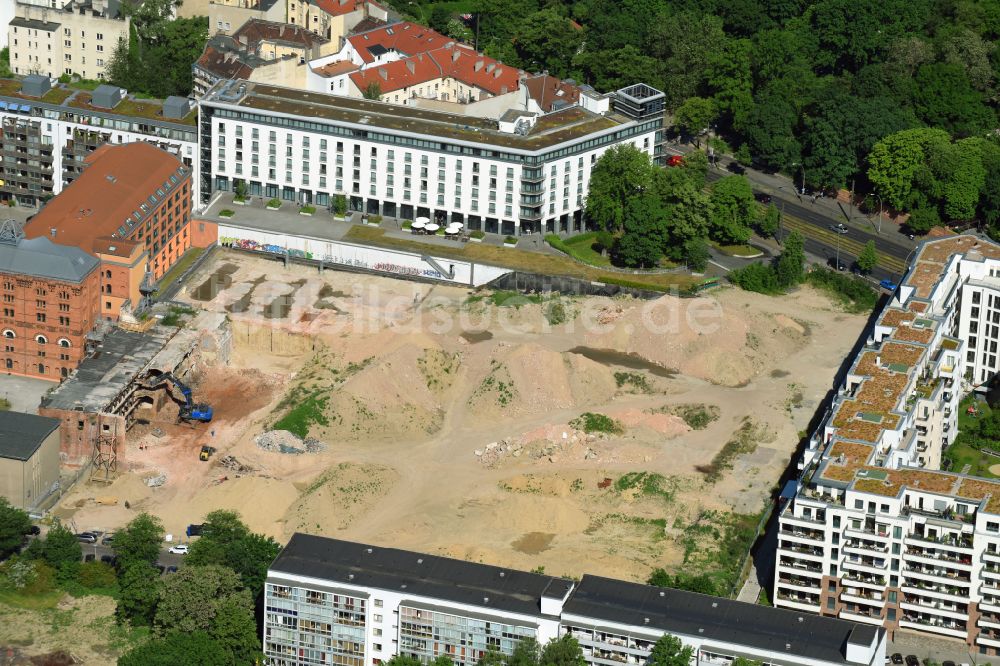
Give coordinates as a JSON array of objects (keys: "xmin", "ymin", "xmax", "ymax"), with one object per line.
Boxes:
[
  {"xmin": 585, "ymin": 291, "xmax": 811, "ymax": 387},
  {"xmin": 467, "ymin": 343, "xmax": 617, "ymax": 417},
  {"xmin": 284, "ymin": 463, "xmax": 398, "ymax": 537},
  {"xmin": 193, "ymin": 367, "xmax": 278, "ymax": 422},
  {"xmin": 318, "ymin": 342, "xmax": 459, "ymax": 440}
]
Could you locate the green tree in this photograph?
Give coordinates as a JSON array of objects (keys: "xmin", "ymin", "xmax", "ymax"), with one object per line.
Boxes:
[
  {"xmin": 384, "ymin": 657, "xmax": 422, "ymax": 666},
  {"xmin": 867, "ymin": 128, "xmax": 952, "ymax": 210},
  {"xmin": 585, "ymin": 144, "xmax": 653, "ymax": 234},
  {"xmin": 944, "ymin": 138, "xmax": 987, "ymax": 220},
  {"xmin": 648, "ymin": 568, "xmax": 719, "ymax": 595},
  {"xmin": 514, "ymin": 9, "xmax": 583, "ymax": 78},
  {"xmin": 477, "ymin": 650, "xmax": 506, "ymax": 666},
  {"xmin": 114, "ymin": 513, "xmax": 164, "ymax": 570},
  {"xmin": 428, "ymin": 5, "xmax": 452, "ymax": 33},
  {"xmin": 709, "ymin": 176, "xmax": 756, "ymax": 244},
  {"xmin": 706, "ymin": 38, "xmax": 753, "ymax": 123},
  {"xmin": 651, "ymin": 12, "xmax": 726, "ymax": 108},
  {"xmin": 774, "ymin": 231, "xmax": 805, "ymax": 287},
  {"xmin": 154, "ymin": 564, "xmax": 261, "ymax": 662},
  {"xmin": 911, "ymin": 62, "xmax": 996, "ymax": 136},
  {"xmin": 540, "ymin": 634, "xmax": 586, "ymax": 666},
  {"xmin": 648, "ymin": 633, "xmax": 694, "ymax": 666},
  {"xmin": 363, "ymin": 81, "xmax": 383, "ymax": 100},
  {"xmin": 907, "ymin": 206, "xmax": 941, "ymax": 234},
  {"xmin": 186, "ymin": 510, "xmax": 280, "ymax": 597},
  {"xmin": 732, "ymin": 659, "xmax": 763, "ymax": 666},
  {"xmin": 683, "ymin": 237, "xmax": 711, "ymax": 272},
  {"xmin": 758, "ymin": 204, "xmax": 780, "ymax": 238},
  {"xmin": 0, "ymin": 497, "xmax": 30, "ymax": 559},
  {"xmin": 508, "ymin": 638, "xmax": 541, "ymax": 666},
  {"xmin": 39, "ymin": 523, "xmax": 82, "ymax": 583},
  {"xmin": 857, "ymin": 240, "xmax": 878, "ymax": 274},
  {"xmin": 737, "ymin": 86, "xmax": 801, "ymax": 171},
  {"xmin": 118, "ymin": 631, "xmax": 230, "ymax": 666},
  {"xmin": 674, "ymin": 97, "xmax": 716, "ymax": 139},
  {"xmin": 78, "ymin": 560, "xmax": 117, "ymax": 590},
  {"xmin": 573, "ymin": 45, "xmax": 661, "ymax": 93},
  {"xmin": 116, "ymin": 561, "xmax": 161, "ymax": 626},
  {"xmin": 430, "ymin": 656, "xmax": 455, "ymax": 666},
  {"xmin": 613, "ymin": 194, "xmax": 668, "ymax": 268}
]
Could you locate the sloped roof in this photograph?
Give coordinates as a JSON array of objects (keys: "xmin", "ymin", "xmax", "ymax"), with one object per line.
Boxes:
[
  {"xmin": 349, "ymin": 52, "xmax": 441, "ymax": 94},
  {"xmin": 312, "ymin": 59, "xmax": 360, "ymax": 78},
  {"xmin": 430, "ymin": 44, "xmax": 521, "ymax": 96},
  {"xmin": 522, "ymin": 72, "xmax": 581, "ymax": 112},
  {"xmin": 348, "ymin": 21, "xmax": 451, "ymax": 63},
  {"xmin": 233, "ymin": 18, "xmax": 328, "ymax": 49},
  {"xmin": 0, "ymin": 411, "xmax": 60, "ymax": 462},
  {"xmin": 0, "ymin": 235, "xmax": 98, "ymax": 283},
  {"xmin": 313, "ymin": 0, "xmax": 367, "ymax": 17},
  {"xmin": 196, "ymin": 42, "xmax": 256, "ymax": 80}
]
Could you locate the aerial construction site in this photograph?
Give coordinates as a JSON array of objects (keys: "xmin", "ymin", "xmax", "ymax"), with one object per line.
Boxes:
[{"xmin": 49, "ymin": 249, "xmax": 868, "ymax": 583}]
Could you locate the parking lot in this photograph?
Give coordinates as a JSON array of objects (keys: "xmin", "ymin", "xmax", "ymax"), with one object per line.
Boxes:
[
  {"xmin": 888, "ymin": 630, "xmax": 983, "ymax": 665},
  {"xmin": 0, "ymin": 374, "xmax": 53, "ymax": 413}
]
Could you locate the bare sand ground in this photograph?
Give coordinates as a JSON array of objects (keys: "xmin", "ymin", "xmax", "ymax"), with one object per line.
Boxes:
[{"xmin": 55, "ymin": 251, "xmax": 866, "ymax": 583}]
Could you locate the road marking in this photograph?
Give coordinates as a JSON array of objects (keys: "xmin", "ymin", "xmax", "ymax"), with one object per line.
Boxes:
[
  {"xmin": 780, "ymin": 214, "xmax": 906, "ymax": 273},
  {"xmin": 708, "ymin": 260, "xmax": 731, "ymax": 272}
]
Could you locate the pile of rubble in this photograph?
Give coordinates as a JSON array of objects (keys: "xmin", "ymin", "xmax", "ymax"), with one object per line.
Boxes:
[
  {"xmin": 219, "ymin": 455, "xmax": 254, "ymax": 473},
  {"xmin": 255, "ymin": 430, "xmax": 327, "ymax": 455},
  {"xmin": 474, "ymin": 431, "xmax": 600, "ymax": 468},
  {"xmin": 144, "ymin": 473, "xmax": 166, "ymax": 488}
]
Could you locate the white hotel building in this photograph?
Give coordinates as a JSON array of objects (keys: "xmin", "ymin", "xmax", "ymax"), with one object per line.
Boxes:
[
  {"xmin": 775, "ymin": 234, "xmax": 1000, "ymax": 656},
  {"xmin": 264, "ymin": 534, "xmax": 886, "ymax": 666},
  {"xmin": 198, "ymin": 79, "xmax": 664, "ymax": 236}
]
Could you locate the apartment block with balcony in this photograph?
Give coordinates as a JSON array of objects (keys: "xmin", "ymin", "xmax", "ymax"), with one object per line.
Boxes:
[
  {"xmin": 266, "ymin": 535, "xmax": 886, "ymax": 666},
  {"xmin": 0, "ymin": 77, "xmax": 197, "ymax": 207},
  {"xmin": 775, "ymin": 235, "xmax": 1000, "ymax": 657}
]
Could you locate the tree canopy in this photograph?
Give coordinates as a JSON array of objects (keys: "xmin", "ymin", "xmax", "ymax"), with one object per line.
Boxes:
[
  {"xmin": 0, "ymin": 498, "xmax": 30, "ymax": 560},
  {"xmin": 186, "ymin": 510, "xmax": 281, "ymax": 598}
]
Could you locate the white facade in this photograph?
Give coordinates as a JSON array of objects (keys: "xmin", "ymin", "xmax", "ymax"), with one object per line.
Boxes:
[
  {"xmin": 8, "ymin": 0, "xmax": 129, "ymax": 80},
  {"xmin": 200, "ymin": 80, "xmax": 663, "ymax": 236},
  {"xmin": 775, "ymin": 235, "xmax": 1000, "ymax": 656}
]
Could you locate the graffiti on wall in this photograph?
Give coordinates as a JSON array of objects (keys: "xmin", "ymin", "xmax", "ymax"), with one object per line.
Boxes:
[{"xmin": 219, "ymin": 235, "xmax": 447, "ymax": 280}]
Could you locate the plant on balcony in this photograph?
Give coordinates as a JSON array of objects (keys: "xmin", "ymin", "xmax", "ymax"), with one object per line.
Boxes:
[
  {"xmin": 266, "ymin": 198, "xmax": 281, "ymax": 210},
  {"xmin": 219, "ymin": 209, "xmax": 235, "ymax": 218}
]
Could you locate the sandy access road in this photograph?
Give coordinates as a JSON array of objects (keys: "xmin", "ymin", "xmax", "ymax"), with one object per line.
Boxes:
[{"xmin": 55, "ymin": 251, "xmax": 867, "ymax": 583}]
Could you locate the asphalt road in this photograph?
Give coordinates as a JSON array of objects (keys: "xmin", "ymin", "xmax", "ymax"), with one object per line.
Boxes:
[
  {"xmin": 668, "ymin": 144, "xmax": 920, "ymax": 281},
  {"xmin": 79, "ymin": 542, "xmax": 186, "ymax": 570}
]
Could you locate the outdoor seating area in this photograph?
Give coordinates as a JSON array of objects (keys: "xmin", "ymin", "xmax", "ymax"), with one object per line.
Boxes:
[{"xmin": 410, "ymin": 217, "xmax": 471, "ymax": 241}]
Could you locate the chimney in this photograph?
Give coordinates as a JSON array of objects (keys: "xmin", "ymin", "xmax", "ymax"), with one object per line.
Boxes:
[
  {"xmin": 406, "ymin": 60, "xmax": 414, "ymax": 74},
  {"xmin": 474, "ymin": 60, "xmax": 484, "ymax": 72}
]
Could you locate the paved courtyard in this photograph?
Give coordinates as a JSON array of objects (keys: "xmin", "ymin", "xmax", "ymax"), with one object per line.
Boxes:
[
  {"xmin": 888, "ymin": 629, "xmax": 985, "ymax": 665},
  {"xmin": 0, "ymin": 374, "xmax": 54, "ymax": 413}
]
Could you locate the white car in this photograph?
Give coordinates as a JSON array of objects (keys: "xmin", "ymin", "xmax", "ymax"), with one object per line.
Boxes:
[{"xmin": 167, "ymin": 544, "xmax": 189, "ymax": 555}]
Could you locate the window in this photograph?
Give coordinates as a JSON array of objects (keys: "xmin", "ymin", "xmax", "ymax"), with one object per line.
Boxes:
[
  {"xmin": 373, "ymin": 614, "xmax": 382, "ymax": 622},
  {"xmin": 2, "ymin": 330, "xmax": 13, "ymax": 339},
  {"xmin": 58, "ymin": 339, "xmax": 70, "ymax": 348}
]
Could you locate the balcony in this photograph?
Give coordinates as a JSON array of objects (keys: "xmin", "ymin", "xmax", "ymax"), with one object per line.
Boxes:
[
  {"xmin": 841, "ymin": 589, "xmax": 886, "ymax": 606},
  {"xmin": 903, "ymin": 565, "xmax": 971, "ymax": 585},
  {"xmin": 777, "ymin": 559, "xmax": 822, "ymax": 575},
  {"xmin": 779, "ymin": 504, "xmax": 826, "ymax": 527},
  {"xmin": 775, "ymin": 592, "xmax": 820, "ymax": 611},
  {"xmin": 839, "ymin": 607, "xmax": 884, "ymax": 625},
  {"xmin": 780, "ymin": 527, "xmax": 824, "ymax": 542},
  {"xmin": 979, "ymin": 630, "xmax": 1000, "ymax": 649},
  {"xmin": 844, "ymin": 539, "xmax": 889, "ymax": 554},
  {"xmin": 901, "ymin": 583, "xmax": 969, "ymax": 603},
  {"xmin": 803, "ymin": 489, "xmax": 845, "ymax": 505},
  {"xmin": 843, "ymin": 557, "xmax": 888, "ymax": 576},
  {"xmin": 777, "ymin": 575, "xmax": 820, "ymax": 592},
  {"xmin": 841, "ymin": 572, "xmax": 887, "ymax": 588},
  {"xmin": 900, "ymin": 598, "xmax": 968, "ymax": 621},
  {"xmin": 905, "ymin": 547, "xmax": 973, "ymax": 569},
  {"xmin": 899, "ymin": 616, "xmax": 967, "ymax": 639},
  {"xmin": 979, "ymin": 613, "xmax": 1000, "ymax": 630}
]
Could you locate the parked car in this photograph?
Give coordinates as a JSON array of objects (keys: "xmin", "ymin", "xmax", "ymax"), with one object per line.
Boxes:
[
  {"xmin": 666, "ymin": 154, "xmax": 684, "ymax": 167},
  {"xmin": 942, "ymin": 660, "xmax": 956, "ymax": 666},
  {"xmin": 101, "ymin": 534, "xmax": 114, "ymax": 546},
  {"xmin": 24, "ymin": 525, "xmax": 40, "ymax": 536},
  {"xmin": 84, "ymin": 554, "xmax": 95, "ymax": 562},
  {"xmin": 828, "ymin": 257, "xmax": 847, "ymax": 271},
  {"xmin": 154, "ymin": 564, "xmax": 165, "ymax": 574},
  {"xmin": 905, "ymin": 656, "xmax": 919, "ymax": 666},
  {"xmin": 753, "ymin": 191, "xmax": 772, "ymax": 204},
  {"xmin": 76, "ymin": 532, "xmax": 97, "ymax": 543},
  {"xmin": 880, "ymin": 279, "xmax": 898, "ymax": 291},
  {"xmin": 167, "ymin": 544, "xmax": 189, "ymax": 555},
  {"xmin": 889, "ymin": 656, "xmax": 903, "ymax": 665},
  {"xmin": 100, "ymin": 555, "xmax": 116, "ymax": 566},
  {"xmin": 726, "ymin": 162, "xmax": 746, "ymax": 174},
  {"xmin": 829, "ymin": 223, "xmax": 849, "ymax": 234}
]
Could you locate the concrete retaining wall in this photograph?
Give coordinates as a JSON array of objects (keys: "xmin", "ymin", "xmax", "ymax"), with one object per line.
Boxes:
[{"xmin": 217, "ymin": 223, "xmax": 510, "ymax": 287}]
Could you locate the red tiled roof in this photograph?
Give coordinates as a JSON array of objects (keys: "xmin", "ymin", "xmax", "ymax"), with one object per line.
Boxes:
[
  {"xmin": 348, "ymin": 21, "xmax": 451, "ymax": 63},
  {"xmin": 233, "ymin": 18, "xmax": 328, "ymax": 49},
  {"xmin": 349, "ymin": 52, "xmax": 441, "ymax": 94},
  {"xmin": 313, "ymin": 59, "xmax": 360, "ymax": 77},
  {"xmin": 429, "ymin": 44, "xmax": 521, "ymax": 96},
  {"xmin": 314, "ymin": 0, "xmax": 367, "ymax": 17},
  {"xmin": 521, "ymin": 72, "xmax": 580, "ymax": 111},
  {"xmin": 24, "ymin": 143, "xmax": 186, "ymax": 254}
]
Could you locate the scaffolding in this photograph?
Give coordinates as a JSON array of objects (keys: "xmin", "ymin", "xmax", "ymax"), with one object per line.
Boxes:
[{"xmin": 89, "ymin": 414, "xmax": 119, "ymax": 483}]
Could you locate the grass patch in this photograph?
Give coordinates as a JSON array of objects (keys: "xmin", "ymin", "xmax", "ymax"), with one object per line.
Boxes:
[
  {"xmin": 664, "ymin": 509, "xmax": 763, "ymax": 596},
  {"xmin": 650, "ymin": 403, "xmax": 720, "ymax": 429},
  {"xmin": 267, "ymin": 198, "xmax": 281, "ymax": 209},
  {"xmin": 272, "ymin": 392, "xmax": 329, "ymax": 438},
  {"xmin": 586, "ymin": 513, "xmax": 668, "ymax": 542},
  {"xmin": 545, "ymin": 299, "xmax": 568, "ymax": 325},
  {"xmin": 219, "ymin": 209, "xmax": 235, "ymax": 218},
  {"xmin": 614, "ymin": 372, "xmax": 652, "ymax": 393},
  {"xmin": 571, "ymin": 412, "xmax": 625, "ymax": 435},
  {"xmin": 943, "ymin": 395, "xmax": 997, "ymax": 477},
  {"xmin": 153, "ymin": 247, "xmax": 204, "ymax": 296},
  {"xmin": 343, "ymin": 226, "xmax": 699, "ymax": 293},
  {"xmin": 0, "ymin": 397, "xmax": 9, "ymax": 410},
  {"xmin": 0, "ymin": 586, "xmax": 63, "ymax": 610},
  {"xmin": 300, "ymin": 205, "xmax": 316, "ymax": 215},
  {"xmin": 548, "ymin": 232, "xmax": 612, "ymax": 267},
  {"xmin": 159, "ymin": 305, "xmax": 195, "ymax": 327},
  {"xmin": 698, "ymin": 417, "xmax": 768, "ymax": 483},
  {"xmin": 490, "ymin": 290, "xmax": 543, "ymax": 307},
  {"xmin": 714, "ymin": 243, "xmax": 759, "ymax": 257},
  {"xmin": 613, "ymin": 472, "xmax": 679, "ymax": 504},
  {"xmin": 806, "ymin": 267, "xmax": 878, "ymax": 313}
]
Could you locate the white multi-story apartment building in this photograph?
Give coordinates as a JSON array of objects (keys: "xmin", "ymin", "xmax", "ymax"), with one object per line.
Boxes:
[
  {"xmin": 264, "ymin": 534, "xmax": 887, "ymax": 666},
  {"xmin": 775, "ymin": 235, "xmax": 1000, "ymax": 657},
  {"xmin": 8, "ymin": 0, "xmax": 130, "ymax": 81},
  {"xmin": 0, "ymin": 76, "xmax": 197, "ymax": 206},
  {"xmin": 199, "ymin": 79, "xmax": 664, "ymax": 236}
]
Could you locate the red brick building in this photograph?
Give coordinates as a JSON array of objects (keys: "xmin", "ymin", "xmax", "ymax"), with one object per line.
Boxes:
[
  {"xmin": 24, "ymin": 142, "xmax": 193, "ymax": 322},
  {"xmin": 0, "ymin": 220, "xmax": 100, "ymax": 381}
]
